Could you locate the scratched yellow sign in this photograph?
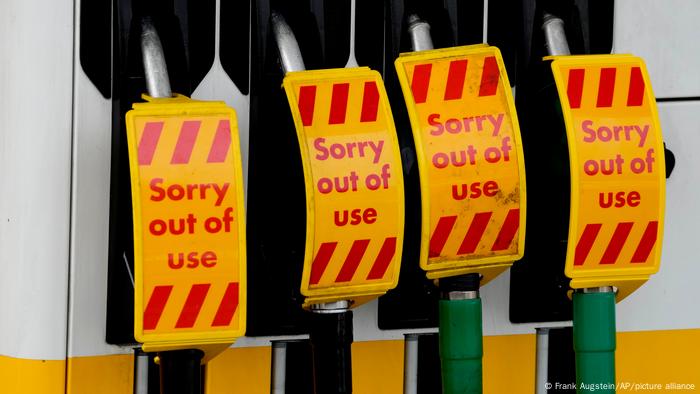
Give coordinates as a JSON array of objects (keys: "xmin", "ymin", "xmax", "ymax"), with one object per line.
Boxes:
[{"xmin": 395, "ymin": 45, "xmax": 526, "ymax": 281}]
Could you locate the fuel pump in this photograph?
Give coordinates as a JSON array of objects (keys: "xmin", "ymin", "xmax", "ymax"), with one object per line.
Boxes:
[
  {"xmin": 266, "ymin": 5, "xmax": 406, "ymax": 392},
  {"xmin": 120, "ymin": 17, "xmax": 247, "ymax": 394},
  {"xmin": 393, "ymin": 15, "xmax": 527, "ymax": 394},
  {"xmin": 541, "ymin": 12, "xmax": 666, "ymax": 394}
]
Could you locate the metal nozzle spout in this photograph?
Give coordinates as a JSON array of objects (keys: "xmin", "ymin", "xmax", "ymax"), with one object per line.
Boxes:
[
  {"xmin": 271, "ymin": 11, "xmax": 306, "ymax": 74},
  {"xmin": 542, "ymin": 13, "xmax": 571, "ymax": 56},
  {"xmin": 140, "ymin": 17, "xmax": 173, "ymax": 98},
  {"xmin": 407, "ymin": 14, "xmax": 434, "ymax": 52}
]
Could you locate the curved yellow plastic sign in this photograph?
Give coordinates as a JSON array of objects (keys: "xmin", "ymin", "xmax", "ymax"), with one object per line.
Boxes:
[
  {"xmin": 395, "ymin": 45, "xmax": 526, "ymax": 281},
  {"xmin": 283, "ymin": 68, "xmax": 404, "ymax": 307},
  {"xmin": 550, "ymin": 55, "xmax": 665, "ymax": 300},
  {"xmin": 125, "ymin": 95, "xmax": 246, "ymax": 359}
]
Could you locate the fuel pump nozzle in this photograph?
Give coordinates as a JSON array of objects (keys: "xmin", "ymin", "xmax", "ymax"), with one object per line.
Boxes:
[{"xmin": 271, "ymin": 11, "xmax": 354, "ymax": 394}]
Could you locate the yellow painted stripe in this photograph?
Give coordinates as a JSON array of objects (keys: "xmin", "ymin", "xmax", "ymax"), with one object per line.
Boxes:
[
  {"xmin": 66, "ymin": 354, "xmax": 134, "ymax": 394},
  {"xmin": 5, "ymin": 328, "xmax": 696, "ymax": 393},
  {"xmin": 353, "ymin": 340, "xmax": 404, "ymax": 394},
  {"xmin": 205, "ymin": 346, "xmax": 271, "ymax": 394},
  {"xmin": 617, "ymin": 328, "xmax": 700, "ymax": 386},
  {"xmin": 0, "ymin": 355, "xmax": 65, "ymax": 394},
  {"xmin": 484, "ymin": 334, "xmax": 536, "ymax": 394}
]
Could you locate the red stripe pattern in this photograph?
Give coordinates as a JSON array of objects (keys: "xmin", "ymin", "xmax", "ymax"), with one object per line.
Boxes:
[
  {"xmin": 491, "ymin": 209, "xmax": 520, "ymax": 251},
  {"xmin": 360, "ymin": 81, "xmax": 380, "ymax": 122},
  {"xmin": 298, "ymin": 85, "xmax": 317, "ymax": 126},
  {"xmin": 138, "ymin": 119, "xmax": 235, "ymax": 166},
  {"xmin": 308, "ymin": 237, "xmax": 398, "ymax": 285},
  {"xmin": 478, "ymin": 56, "xmax": 500, "ymax": 97},
  {"xmin": 329, "ymin": 83, "xmax": 350, "ymax": 124},
  {"xmin": 207, "ymin": 120, "xmax": 232, "ymax": 163},
  {"xmin": 567, "ymin": 69, "xmax": 585, "ymax": 109},
  {"xmin": 143, "ymin": 285, "xmax": 173, "ymax": 330},
  {"xmin": 457, "ymin": 212, "xmax": 492, "ymax": 255},
  {"xmin": 310, "ymin": 242, "xmax": 337, "ymax": 285},
  {"xmin": 138, "ymin": 122, "xmax": 164, "ymax": 165},
  {"xmin": 429, "ymin": 216, "xmax": 458, "ymax": 258},
  {"xmin": 143, "ymin": 282, "xmax": 241, "ymax": 331},
  {"xmin": 297, "ymin": 81, "xmax": 385, "ymax": 126},
  {"xmin": 429, "ymin": 209, "xmax": 520, "ymax": 259},
  {"xmin": 566, "ymin": 66, "xmax": 647, "ymax": 110},
  {"xmin": 335, "ymin": 239, "xmax": 371, "ymax": 282},
  {"xmin": 175, "ymin": 283, "xmax": 211, "ymax": 328},
  {"xmin": 444, "ymin": 60, "xmax": 468, "ymax": 100},
  {"xmin": 411, "ymin": 56, "xmax": 502, "ymax": 103},
  {"xmin": 366, "ymin": 237, "xmax": 397, "ymax": 280},
  {"xmin": 574, "ymin": 223, "xmax": 602, "ymax": 266},
  {"xmin": 599, "ymin": 222, "xmax": 633, "ymax": 265},
  {"xmin": 627, "ymin": 67, "xmax": 645, "ymax": 106},
  {"xmin": 631, "ymin": 221, "xmax": 658, "ymax": 263},
  {"xmin": 171, "ymin": 120, "xmax": 201, "ymax": 164},
  {"xmin": 211, "ymin": 282, "xmax": 240, "ymax": 327},
  {"xmin": 411, "ymin": 64, "xmax": 432, "ymax": 104},
  {"xmin": 596, "ymin": 68, "xmax": 617, "ymax": 108},
  {"xmin": 573, "ymin": 221, "xmax": 659, "ymax": 266}
]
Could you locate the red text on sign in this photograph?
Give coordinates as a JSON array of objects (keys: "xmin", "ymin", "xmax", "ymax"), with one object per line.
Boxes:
[
  {"xmin": 168, "ymin": 250, "xmax": 218, "ymax": 269},
  {"xmin": 314, "ymin": 137, "xmax": 384, "ymax": 164},
  {"xmin": 150, "ymin": 178, "xmax": 229, "ymax": 206},
  {"xmin": 581, "ymin": 120, "xmax": 649, "ymax": 148},
  {"xmin": 428, "ymin": 113, "xmax": 504, "ymax": 137},
  {"xmin": 334, "ymin": 208, "xmax": 378, "ymax": 226},
  {"xmin": 451, "ymin": 180, "xmax": 499, "ymax": 200},
  {"xmin": 599, "ymin": 191, "xmax": 641, "ymax": 208}
]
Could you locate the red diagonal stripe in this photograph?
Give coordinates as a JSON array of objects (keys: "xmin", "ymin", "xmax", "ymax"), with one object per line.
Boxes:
[
  {"xmin": 627, "ymin": 67, "xmax": 645, "ymax": 107},
  {"xmin": 143, "ymin": 285, "xmax": 172, "ymax": 330},
  {"xmin": 457, "ymin": 212, "xmax": 493, "ymax": 255},
  {"xmin": 360, "ymin": 81, "xmax": 380, "ymax": 122},
  {"xmin": 298, "ymin": 85, "xmax": 317, "ymax": 126},
  {"xmin": 444, "ymin": 59, "xmax": 468, "ymax": 100},
  {"xmin": 310, "ymin": 242, "xmax": 337, "ymax": 285},
  {"xmin": 171, "ymin": 120, "xmax": 201, "ymax": 164},
  {"xmin": 478, "ymin": 56, "xmax": 499, "ymax": 97},
  {"xmin": 567, "ymin": 69, "xmax": 585, "ymax": 109},
  {"xmin": 335, "ymin": 239, "xmax": 370, "ymax": 282},
  {"xmin": 429, "ymin": 216, "xmax": 457, "ymax": 258},
  {"xmin": 211, "ymin": 282, "xmax": 239, "ymax": 327},
  {"xmin": 138, "ymin": 122, "xmax": 164, "ymax": 165},
  {"xmin": 596, "ymin": 67, "xmax": 616, "ymax": 108},
  {"xmin": 600, "ymin": 222, "xmax": 634, "ymax": 265},
  {"xmin": 491, "ymin": 208, "xmax": 520, "ymax": 251},
  {"xmin": 366, "ymin": 237, "xmax": 397, "ymax": 280},
  {"xmin": 328, "ymin": 83, "xmax": 350, "ymax": 124},
  {"xmin": 631, "ymin": 221, "xmax": 658, "ymax": 263},
  {"xmin": 411, "ymin": 64, "xmax": 432, "ymax": 104},
  {"xmin": 175, "ymin": 283, "xmax": 211, "ymax": 328},
  {"xmin": 575, "ymin": 224, "xmax": 602, "ymax": 266},
  {"xmin": 207, "ymin": 120, "xmax": 232, "ymax": 163}
]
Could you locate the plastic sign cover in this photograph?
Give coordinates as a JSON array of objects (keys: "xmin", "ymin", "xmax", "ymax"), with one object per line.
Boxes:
[
  {"xmin": 395, "ymin": 45, "xmax": 526, "ymax": 279},
  {"xmin": 283, "ymin": 68, "xmax": 404, "ymax": 306},
  {"xmin": 551, "ymin": 55, "xmax": 665, "ymax": 297},
  {"xmin": 126, "ymin": 96, "xmax": 246, "ymax": 352}
]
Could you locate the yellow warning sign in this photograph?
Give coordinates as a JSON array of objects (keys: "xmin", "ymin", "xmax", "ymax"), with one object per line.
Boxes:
[
  {"xmin": 395, "ymin": 45, "xmax": 526, "ymax": 281},
  {"xmin": 283, "ymin": 68, "xmax": 404, "ymax": 307},
  {"xmin": 550, "ymin": 55, "xmax": 665, "ymax": 299},
  {"xmin": 125, "ymin": 95, "xmax": 246, "ymax": 357}
]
